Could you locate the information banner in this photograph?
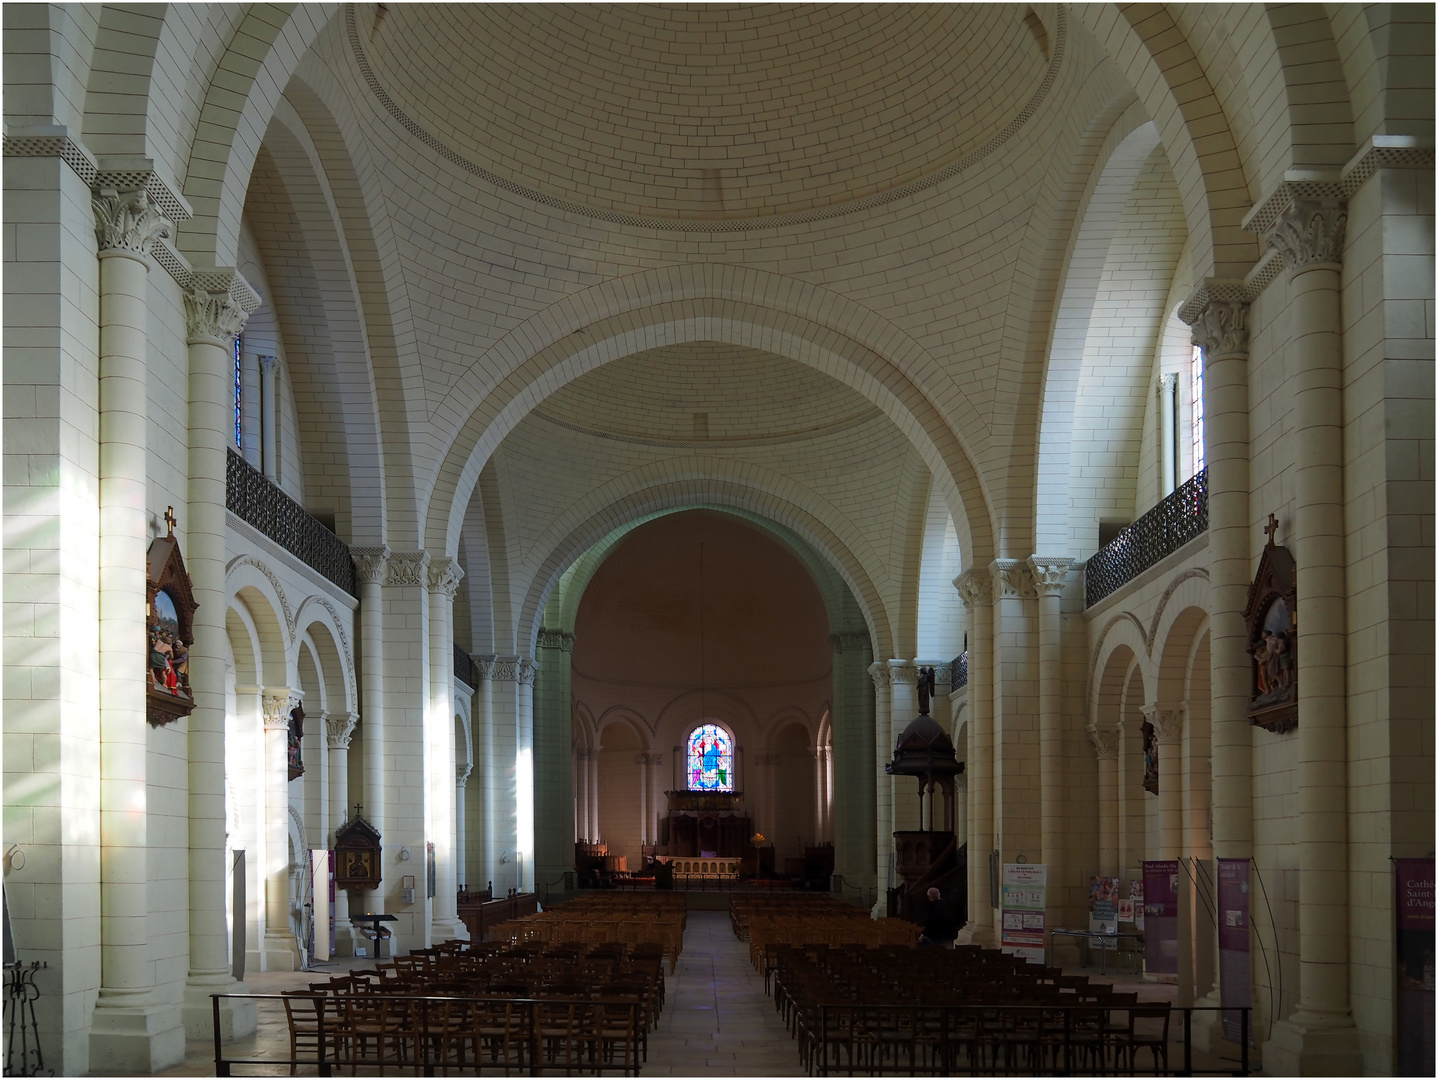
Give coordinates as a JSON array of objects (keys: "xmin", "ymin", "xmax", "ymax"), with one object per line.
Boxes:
[
  {"xmin": 1395, "ymin": 857, "xmax": 1435, "ymax": 1076},
  {"xmin": 1001, "ymin": 863, "xmax": 1047, "ymax": 964},
  {"xmin": 1088, "ymin": 875, "xmax": 1119, "ymax": 949},
  {"xmin": 1217, "ymin": 857, "xmax": 1253, "ymax": 1045},
  {"xmin": 1129, "ymin": 879, "xmax": 1145, "ymax": 930},
  {"xmin": 1143, "ymin": 860, "xmax": 1179, "ymax": 975}
]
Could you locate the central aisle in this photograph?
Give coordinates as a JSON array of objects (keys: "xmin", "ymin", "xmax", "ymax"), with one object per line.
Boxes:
[{"xmin": 644, "ymin": 910, "xmax": 805, "ymax": 1076}]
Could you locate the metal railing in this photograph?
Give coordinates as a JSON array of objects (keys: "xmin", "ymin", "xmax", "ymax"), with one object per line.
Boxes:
[
  {"xmin": 455, "ymin": 644, "xmax": 476, "ymax": 688},
  {"xmin": 1085, "ymin": 468, "xmax": 1207, "ymax": 608},
  {"xmin": 950, "ymin": 651, "xmax": 968, "ymax": 693},
  {"xmin": 226, "ymin": 449, "xmax": 357, "ymax": 596}
]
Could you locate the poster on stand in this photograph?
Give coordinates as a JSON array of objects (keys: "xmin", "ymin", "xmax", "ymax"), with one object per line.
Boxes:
[
  {"xmin": 1143, "ymin": 860, "xmax": 1179, "ymax": 975},
  {"xmin": 1130, "ymin": 879, "xmax": 1145, "ymax": 930},
  {"xmin": 1217, "ymin": 858, "xmax": 1253, "ymax": 1045},
  {"xmin": 1395, "ymin": 857, "xmax": 1434, "ymax": 1076},
  {"xmin": 1088, "ymin": 875, "xmax": 1119, "ymax": 950},
  {"xmin": 1001, "ymin": 863, "xmax": 1047, "ymax": 964}
]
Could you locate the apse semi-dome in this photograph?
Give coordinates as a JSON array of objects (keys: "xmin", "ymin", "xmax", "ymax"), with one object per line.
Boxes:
[{"xmin": 356, "ymin": 2, "xmax": 1053, "ymax": 221}]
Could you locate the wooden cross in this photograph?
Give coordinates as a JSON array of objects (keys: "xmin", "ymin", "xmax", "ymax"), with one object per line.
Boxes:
[
  {"xmin": 1264, "ymin": 513, "xmax": 1279, "ymax": 546},
  {"xmin": 164, "ymin": 506, "xmax": 178, "ymax": 537}
]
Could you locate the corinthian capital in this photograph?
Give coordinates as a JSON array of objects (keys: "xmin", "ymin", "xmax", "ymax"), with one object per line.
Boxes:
[
  {"xmin": 887, "ymin": 660, "xmax": 916, "ymax": 685},
  {"xmin": 351, "ymin": 546, "xmax": 391, "ymax": 585},
  {"xmin": 829, "ymin": 630, "xmax": 870, "ymax": 655},
  {"xmin": 867, "ymin": 662, "xmax": 890, "ymax": 690},
  {"xmin": 184, "ymin": 286, "xmax": 249, "ymax": 344},
  {"xmin": 990, "ymin": 559, "xmax": 1034, "ymax": 599},
  {"xmin": 262, "ymin": 688, "xmax": 302, "ymax": 729},
  {"xmin": 326, "ymin": 711, "xmax": 358, "ymax": 749},
  {"xmin": 427, "ymin": 556, "xmax": 464, "ymax": 599},
  {"xmin": 386, "ymin": 550, "xmax": 431, "ymax": 587},
  {"xmin": 955, "ymin": 568, "xmax": 992, "ymax": 609},
  {"xmin": 1027, "ymin": 556, "xmax": 1073, "ymax": 597},
  {"xmin": 537, "ymin": 627, "xmax": 575, "ymax": 652},
  {"xmin": 1089, "ymin": 727, "xmax": 1119, "ymax": 760},
  {"xmin": 1142, "ymin": 704, "xmax": 1183, "ymax": 743},
  {"xmin": 93, "ymin": 188, "xmax": 172, "ymax": 259},
  {"xmin": 1268, "ymin": 197, "xmax": 1347, "ymax": 273},
  {"xmin": 517, "ymin": 658, "xmax": 538, "ymax": 686}
]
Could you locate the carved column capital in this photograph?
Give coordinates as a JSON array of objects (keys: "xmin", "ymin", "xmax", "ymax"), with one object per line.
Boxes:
[
  {"xmin": 990, "ymin": 559, "xmax": 1035, "ymax": 599},
  {"xmin": 1027, "ymin": 556, "xmax": 1073, "ymax": 597},
  {"xmin": 513, "ymin": 658, "xmax": 538, "ymax": 686},
  {"xmin": 457, "ymin": 763, "xmax": 474, "ymax": 785},
  {"xmin": 387, "ymin": 550, "xmax": 431, "ymax": 587},
  {"xmin": 262, "ymin": 688, "xmax": 302, "ymax": 730},
  {"xmin": 1143, "ymin": 704, "xmax": 1184, "ymax": 744},
  {"xmin": 887, "ymin": 659, "xmax": 916, "ymax": 684},
  {"xmin": 93, "ymin": 187, "xmax": 172, "ymax": 260},
  {"xmin": 426, "ymin": 556, "xmax": 464, "ymax": 599},
  {"xmin": 491, "ymin": 655, "xmax": 520, "ymax": 682},
  {"xmin": 1267, "ymin": 197, "xmax": 1347, "ymax": 273},
  {"xmin": 867, "ymin": 662, "xmax": 891, "ymax": 690},
  {"xmin": 473, "ymin": 654, "xmax": 497, "ymax": 681},
  {"xmin": 1089, "ymin": 727, "xmax": 1119, "ymax": 760},
  {"xmin": 955, "ymin": 568, "xmax": 993, "ymax": 609},
  {"xmin": 257, "ymin": 353, "xmax": 278, "ymax": 375},
  {"xmin": 829, "ymin": 630, "xmax": 870, "ymax": 654},
  {"xmin": 326, "ymin": 711, "xmax": 358, "ymax": 749},
  {"xmin": 351, "ymin": 546, "xmax": 391, "ymax": 585},
  {"xmin": 1158, "ymin": 372, "xmax": 1178, "ymax": 394},
  {"xmin": 183, "ymin": 285, "xmax": 250, "ymax": 344},
  {"xmin": 537, "ymin": 627, "xmax": 575, "ymax": 652},
  {"xmin": 1180, "ymin": 279, "xmax": 1251, "ymax": 358}
]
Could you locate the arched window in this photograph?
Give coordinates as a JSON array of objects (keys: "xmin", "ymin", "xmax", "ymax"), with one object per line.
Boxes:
[{"xmin": 686, "ymin": 723, "xmax": 734, "ymax": 792}]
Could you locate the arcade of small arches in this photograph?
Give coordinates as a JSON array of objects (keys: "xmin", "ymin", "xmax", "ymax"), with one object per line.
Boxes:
[{"xmin": 2, "ymin": 5, "xmax": 1432, "ymax": 1078}]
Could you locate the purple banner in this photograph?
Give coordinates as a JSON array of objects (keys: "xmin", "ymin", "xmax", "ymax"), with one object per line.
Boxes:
[
  {"xmin": 1143, "ymin": 860, "xmax": 1179, "ymax": 975},
  {"xmin": 1396, "ymin": 858, "xmax": 1435, "ymax": 1076},
  {"xmin": 1217, "ymin": 857, "xmax": 1252, "ymax": 1044}
]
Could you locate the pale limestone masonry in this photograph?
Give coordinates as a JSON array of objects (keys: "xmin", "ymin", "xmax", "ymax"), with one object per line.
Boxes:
[{"xmin": 2, "ymin": 6, "xmax": 1432, "ymax": 1076}]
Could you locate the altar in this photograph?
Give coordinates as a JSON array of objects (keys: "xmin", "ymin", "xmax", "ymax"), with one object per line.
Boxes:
[{"xmin": 660, "ymin": 790, "xmax": 751, "ymax": 859}]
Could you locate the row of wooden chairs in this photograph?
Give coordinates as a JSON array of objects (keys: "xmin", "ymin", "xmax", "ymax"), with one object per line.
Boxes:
[
  {"xmin": 768, "ymin": 944, "xmax": 1172, "ymax": 1076},
  {"xmin": 487, "ymin": 904, "xmax": 685, "ymax": 973},
  {"xmin": 730, "ymin": 894, "xmax": 859, "ymax": 940}
]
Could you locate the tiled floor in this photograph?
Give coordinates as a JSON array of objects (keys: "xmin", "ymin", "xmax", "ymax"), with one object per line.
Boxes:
[{"xmin": 136, "ymin": 910, "xmax": 1249, "ymax": 1077}]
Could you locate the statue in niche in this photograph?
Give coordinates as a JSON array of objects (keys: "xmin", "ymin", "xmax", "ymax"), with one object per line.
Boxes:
[
  {"xmin": 146, "ymin": 508, "xmax": 200, "ymax": 727},
  {"xmin": 1244, "ymin": 514, "xmax": 1298, "ymax": 734}
]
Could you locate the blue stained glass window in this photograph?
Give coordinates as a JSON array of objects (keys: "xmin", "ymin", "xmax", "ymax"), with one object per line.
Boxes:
[
  {"xmin": 686, "ymin": 723, "xmax": 733, "ymax": 792},
  {"xmin": 234, "ymin": 335, "xmax": 243, "ymax": 449}
]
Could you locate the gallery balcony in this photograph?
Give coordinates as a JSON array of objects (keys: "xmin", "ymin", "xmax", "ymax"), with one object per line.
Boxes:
[{"xmin": 1085, "ymin": 467, "xmax": 1208, "ymax": 608}]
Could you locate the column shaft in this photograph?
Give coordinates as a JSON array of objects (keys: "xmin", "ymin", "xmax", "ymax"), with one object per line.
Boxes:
[
  {"xmin": 957, "ymin": 570, "xmax": 995, "ymax": 942},
  {"xmin": 327, "ymin": 715, "xmax": 356, "ymax": 951},
  {"xmin": 351, "ymin": 550, "xmax": 390, "ymax": 857},
  {"xmin": 1030, "ymin": 558, "xmax": 1071, "ymax": 922},
  {"xmin": 427, "ymin": 559, "xmax": 465, "ymax": 941},
  {"xmin": 868, "ymin": 663, "xmax": 893, "ymax": 898},
  {"xmin": 258, "ymin": 354, "xmax": 278, "ymax": 481}
]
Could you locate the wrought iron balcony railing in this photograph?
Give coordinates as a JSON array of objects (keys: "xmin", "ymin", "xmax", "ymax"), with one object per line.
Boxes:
[
  {"xmin": 454, "ymin": 644, "xmax": 476, "ymax": 689},
  {"xmin": 226, "ymin": 449, "xmax": 357, "ymax": 596},
  {"xmin": 1085, "ymin": 467, "xmax": 1207, "ymax": 608},
  {"xmin": 950, "ymin": 651, "xmax": 968, "ymax": 693}
]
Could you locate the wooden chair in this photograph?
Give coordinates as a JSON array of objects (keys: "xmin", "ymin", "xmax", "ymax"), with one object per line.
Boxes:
[{"xmin": 1115, "ymin": 1003, "xmax": 1171, "ymax": 1075}]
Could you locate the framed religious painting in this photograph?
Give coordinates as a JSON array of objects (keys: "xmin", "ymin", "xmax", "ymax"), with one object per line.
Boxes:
[
  {"xmin": 334, "ymin": 814, "xmax": 382, "ymax": 892},
  {"xmin": 1243, "ymin": 515, "xmax": 1298, "ymax": 733},
  {"xmin": 146, "ymin": 508, "xmax": 199, "ymax": 727}
]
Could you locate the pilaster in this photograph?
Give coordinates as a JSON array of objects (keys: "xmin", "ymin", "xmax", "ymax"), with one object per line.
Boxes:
[
  {"xmin": 955, "ymin": 568, "xmax": 994, "ymax": 943},
  {"xmin": 990, "ymin": 559, "xmax": 1037, "ymax": 862}
]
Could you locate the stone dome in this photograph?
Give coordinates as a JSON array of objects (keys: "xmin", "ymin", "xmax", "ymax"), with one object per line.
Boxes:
[{"xmin": 359, "ymin": 2, "xmax": 1051, "ymax": 220}]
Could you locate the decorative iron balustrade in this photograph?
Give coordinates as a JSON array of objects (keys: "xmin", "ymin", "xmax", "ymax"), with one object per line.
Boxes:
[
  {"xmin": 950, "ymin": 651, "xmax": 968, "ymax": 693},
  {"xmin": 454, "ymin": 643, "xmax": 475, "ymax": 689},
  {"xmin": 1085, "ymin": 467, "xmax": 1207, "ymax": 608},
  {"xmin": 226, "ymin": 449, "xmax": 357, "ymax": 596}
]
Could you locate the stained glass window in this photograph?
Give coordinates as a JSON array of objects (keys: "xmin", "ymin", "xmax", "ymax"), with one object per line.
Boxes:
[
  {"xmin": 234, "ymin": 334, "xmax": 243, "ymax": 449},
  {"xmin": 686, "ymin": 723, "xmax": 733, "ymax": 792}
]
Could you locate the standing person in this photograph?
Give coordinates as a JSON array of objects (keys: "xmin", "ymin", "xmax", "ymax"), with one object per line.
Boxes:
[{"xmin": 920, "ymin": 886, "xmax": 956, "ymax": 947}]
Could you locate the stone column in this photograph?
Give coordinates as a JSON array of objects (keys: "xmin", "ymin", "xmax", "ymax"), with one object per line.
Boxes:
[
  {"xmin": 634, "ymin": 754, "xmax": 651, "ymax": 848},
  {"xmin": 1179, "ymin": 288, "xmax": 1252, "ymax": 866},
  {"xmin": 261, "ymin": 689, "xmax": 302, "ymax": 970},
  {"xmin": 956, "ymin": 569, "xmax": 995, "ymax": 942},
  {"xmin": 990, "ymin": 560, "xmax": 1038, "ymax": 862},
  {"xmin": 473, "ymin": 655, "xmax": 496, "ymax": 889},
  {"xmin": 573, "ymin": 749, "xmax": 589, "ymax": 840},
  {"xmin": 89, "ymin": 186, "xmax": 187, "ymax": 1071},
  {"xmin": 1263, "ymin": 194, "xmax": 1361, "ymax": 1072},
  {"xmin": 814, "ymin": 746, "xmax": 829, "ymax": 843},
  {"xmin": 867, "ymin": 662, "xmax": 893, "ymax": 900},
  {"xmin": 326, "ymin": 712, "xmax": 358, "ymax": 955},
  {"xmin": 1183, "ymin": 698, "xmax": 1217, "ymax": 1001},
  {"xmin": 1090, "ymin": 729, "xmax": 1120, "ymax": 876},
  {"xmin": 829, "ymin": 631, "xmax": 874, "ymax": 897},
  {"xmin": 535, "ymin": 629, "xmax": 575, "ymax": 887},
  {"xmin": 350, "ymin": 548, "xmax": 390, "ymax": 865},
  {"xmin": 179, "ymin": 271, "xmax": 257, "ymax": 1040},
  {"xmin": 425, "ymin": 557, "xmax": 465, "ymax": 941},
  {"xmin": 1147, "ymin": 705, "xmax": 1188, "ymax": 1003},
  {"xmin": 257, "ymin": 354, "xmax": 278, "ymax": 481},
  {"xmin": 1159, "ymin": 372, "xmax": 1178, "ymax": 497},
  {"xmin": 887, "ymin": 660, "xmax": 917, "ymax": 831},
  {"xmin": 1028, "ymin": 556, "xmax": 1071, "ymax": 923},
  {"xmin": 515, "ymin": 658, "xmax": 538, "ymax": 892},
  {"xmin": 455, "ymin": 763, "xmax": 473, "ymax": 890}
]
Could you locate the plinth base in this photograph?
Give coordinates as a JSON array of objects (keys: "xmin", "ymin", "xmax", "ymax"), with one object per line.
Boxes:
[
  {"xmin": 182, "ymin": 974, "xmax": 256, "ymax": 1041},
  {"xmin": 1264, "ymin": 1014, "xmax": 1363, "ymax": 1076},
  {"xmin": 89, "ymin": 998, "xmax": 185, "ymax": 1074}
]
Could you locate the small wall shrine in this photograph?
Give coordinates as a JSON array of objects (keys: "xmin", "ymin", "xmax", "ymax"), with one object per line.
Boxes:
[
  {"xmin": 1244, "ymin": 514, "xmax": 1298, "ymax": 734},
  {"xmin": 334, "ymin": 811, "xmax": 382, "ymax": 892},
  {"xmin": 146, "ymin": 508, "xmax": 199, "ymax": 727}
]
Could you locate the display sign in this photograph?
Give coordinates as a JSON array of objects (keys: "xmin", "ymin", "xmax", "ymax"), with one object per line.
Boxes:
[
  {"xmin": 1217, "ymin": 858, "xmax": 1253, "ymax": 1044},
  {"xmin": 1395, "ymin": 857, "xmax": 1434, "ymax": 1076},
  {"xmin": 1088, "ymin": 875, "xmax": 1119, "ymax": 949},
  {"xmin": 1143, "ymin": 860, "xmax": 1179, "ymax": 975},
  {"xmin": 1130, "ymin": 879, "xmax": 1145, "ymax": 930},
  {"xmin": 1001, "ymin": 863, "xmax": 1047, "ymax": 964}
]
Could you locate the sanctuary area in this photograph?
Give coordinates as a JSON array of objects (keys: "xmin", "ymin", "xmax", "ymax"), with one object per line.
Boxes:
[{"xmin": 2, "ymin": 4, "xmax": 1433, "ymax": 1076}]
